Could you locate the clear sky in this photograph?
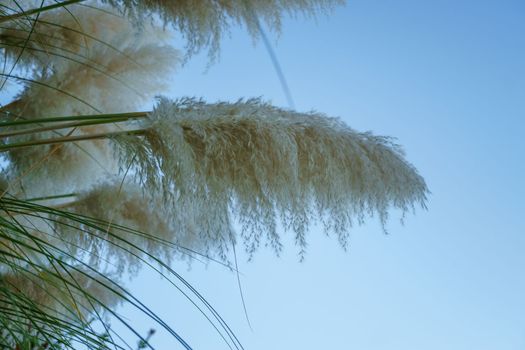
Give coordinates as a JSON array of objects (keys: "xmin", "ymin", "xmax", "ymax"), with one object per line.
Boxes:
[
  {"xmin": 111, "ymin": 1, "xmax": 525, "ymax": 349},
  {"xmin": 3, "ymin": 1, "xmax": 524, "ymax": 349}
]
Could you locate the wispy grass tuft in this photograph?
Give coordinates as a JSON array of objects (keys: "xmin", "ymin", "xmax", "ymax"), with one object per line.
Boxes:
[
  {"xmin": 106, "ymin": 0, "xmax": 345, "ymax": 59},
  {"xmin": 115, "ymin": 97, "xmax": 428, "ymax": 258}
]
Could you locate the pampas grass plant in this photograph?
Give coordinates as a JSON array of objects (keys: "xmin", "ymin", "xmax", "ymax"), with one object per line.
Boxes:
[{"xmin": 0, "ymin": 1, "xmax": 427, "ymax": 349}]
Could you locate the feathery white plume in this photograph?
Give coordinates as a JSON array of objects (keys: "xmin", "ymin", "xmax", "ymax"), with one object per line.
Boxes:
[
  {"xmin": 2, "ymin": 5, "xmax": 180, "ymax": 197},
  {"xmin": 116, "ymin": 97, "xmax": 428, "ymax": 257},
  {"xmin": 2, "ymin": 4, "xmax": 179, "ymax": 115},
  {"xmin": 54, "ymin": 180, "xmax": 198, "ymax": 274},
  {"xmin": 106, "ymin": 0, "xmax": 344, "ymax": 58}
]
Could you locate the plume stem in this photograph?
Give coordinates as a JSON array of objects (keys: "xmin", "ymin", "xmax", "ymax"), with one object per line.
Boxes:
[
  {"xmin": 0, "ymin": 111, "xmax": 148, "ymax": 127},
  {"xmin": 0, "ymin": 117, "xmax": 140, "ymax": 138},
  {"xmin": 0, "ymin": 129, "xmax": 145, "ymax": 151}
]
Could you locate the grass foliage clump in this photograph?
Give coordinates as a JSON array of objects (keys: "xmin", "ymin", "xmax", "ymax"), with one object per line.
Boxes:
[{"xmin": 0, "ymin": 1, "xmax": 427, "ymax": 349}]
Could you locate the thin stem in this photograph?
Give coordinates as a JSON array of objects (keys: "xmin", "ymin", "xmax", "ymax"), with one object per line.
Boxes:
[
  {"xmin": 0, "ymin": 117, "xmax": 139, "ymax": 138},
  {"xmin": 25, "ymin": 193, "xmax": 77, "ymax": 202},
  {"xmin": 0, "ymin": 111, "xmax": 148, "ymax": 127},
  {"xmin": 0, "ymin": 128, "xmax": 146, "ymax": 152}
]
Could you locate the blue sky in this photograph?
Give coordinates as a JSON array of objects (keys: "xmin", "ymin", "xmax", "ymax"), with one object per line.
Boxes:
[
  {"xmin": 2, "ymin": 1, "xmax": 524, "ymax": 349},
  {"xmin": 112, "ymin": 1, "xmax": 525, "ymax": 349}
]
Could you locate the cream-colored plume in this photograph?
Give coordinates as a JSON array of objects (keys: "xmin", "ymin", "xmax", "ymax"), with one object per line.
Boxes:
[
  {"xmin": 107, "ymin": 0, "xmax": 344, "ymax": 57},
  {"xmin": 2, "ymin": 4, "xmax": 180, "ymax": 197},
  {"xmin": 116, "ymin": 97, "xmax": 428, "ymax": 257},
  {"xmin": 0, "ymin": 268, "xmax": 122, "ymax": 322},
  {"xmin": 54, "ymin": 180, "xmax": 197, "ymax": 274}
]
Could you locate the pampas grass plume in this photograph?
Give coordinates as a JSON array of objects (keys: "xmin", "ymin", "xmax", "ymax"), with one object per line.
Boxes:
[
  {"xmin": 3, "ymin": 5, "xmax": 180, "ymax": 197},
  {"xmin": 117, "ymin": 97, "xmax": 428, "ymax": 257},
  {"xmin": 0, "ymin": 268, "xmax": 121, "ymax": 321},
  {"xmin": 108, "ymin": 0, "xmax": 344, "ymax": 57},
  {"xmin": 58, "ymin": 180, "xmax": 193, "ymax": 274}
]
